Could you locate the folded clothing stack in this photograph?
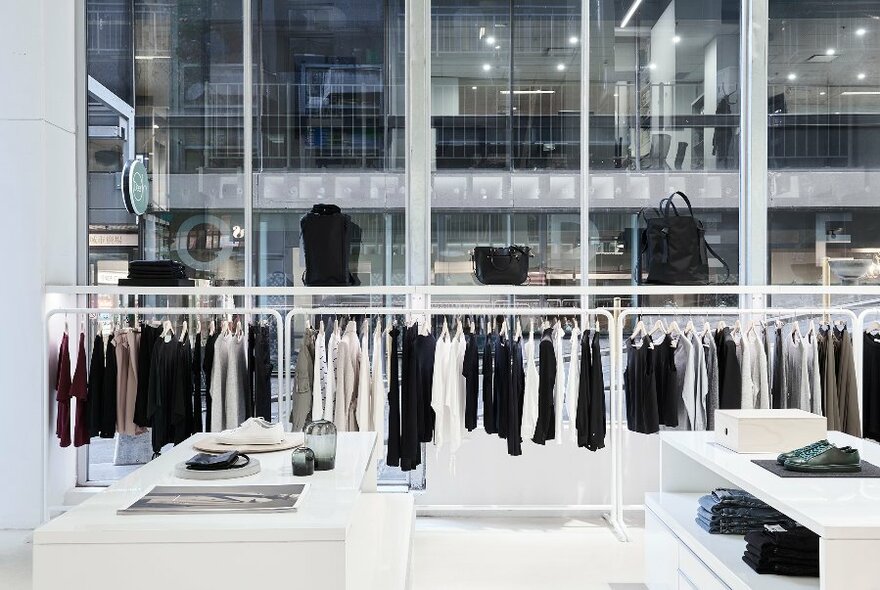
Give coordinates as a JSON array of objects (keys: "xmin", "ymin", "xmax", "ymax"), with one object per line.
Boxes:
[
  {"xmin": 121, "ymin": 260, "xmax": 193, "ymax": 286},
  {"xmin": 696, "ymin": 488, "xmax": 798, "ymax": 535},
  {"xmin": 742, "ymin": 524, "xmax": 820, "ymax": 577}
]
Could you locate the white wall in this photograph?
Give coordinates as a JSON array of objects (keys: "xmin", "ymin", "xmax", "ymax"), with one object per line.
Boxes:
[{"xmin": 0, "ymin": 0, "xmax": 78, "ymax": 528}]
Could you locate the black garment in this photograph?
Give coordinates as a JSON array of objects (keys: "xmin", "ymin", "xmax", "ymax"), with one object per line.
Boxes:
[
  {"xmin": 178, "ymin": 337, "xmax": 194, "ymax": 438},
  {"xmin": 147, "ymin": 337, "xmax": 191, "ymax": 455},
  {"xmin": 134, "ymin": 324, "xmax": 159, "ymax": 428},
  {"xmin": 87, "ymin": 335, "xmax": 105, "ymax": 438},
  {"xmin": 192, "ymin": 333, "xmax": 203, "ymax": 433},
  {"xmin": 864, "ymin": 333, "xmax": 880, "ymax": 441},
  {"xmin": 247, "ymin": 329, "xmax": 256, "ymax": 419},
  {"xmin": 482, "ymin": 333, "xmax": 496, "ymax": 434},
  {"xmin": 771, "ymin": 326, "xmax": 785, "ymax": 409},
  {"xmin": 742, "ymin": 526, "xmax": 820, "ymax": 577},
  {"xmin": 300, "ymin": 203, "xmax": 361, "ymax": 286},
  {"xmin": 507, "ymin": 337, "xmax": 525, "ymax": 456},
  {"xmin": 715, "ymin": 327, "xmax": 742, "ymax": 410},
  {"xmin": 400, "ymin": 325, "xmax": 435, "ymax": 472},
  {"xmin": 99, "ymin": 335, "xmax": 118, "ymax": 438},
  {"xmin": 494, "ymin": 335, "xmax": 511, "ymax": 439},
  {"xmin": 624, "ymin": 336, "xmax": 660, "ymax": 434},
  {"xmin": 580, "ymin": 330, "xmax": 606, "ymax": 450},
  {"xmin": 651, "ymin": 334, "xmax": 677, "ymax": 427},
  {"xmin": 251, "ymin": 324, "xmax": 273, "ymax": 421},
  {"xmin": 713, "ymin": 96, "xmax": 735, "ymax": 169},
  {"xmin": 533, "ymin": 328, "xmax": 557, "ymax": 445},
  {"xmin": 202, "ymin": 332, "xmax": 219, "ymax": 432},
  {"xmin": 463, "ymin": 330, "xmax": 479, "ymax": 431},
  {"xmin": 386, "ymin": 326, "xmax": 402, "ymax": 467}
]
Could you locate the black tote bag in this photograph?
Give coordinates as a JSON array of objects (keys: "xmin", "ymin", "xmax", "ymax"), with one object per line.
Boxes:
[
  {"xmin": 472, "ymin": 246, "xmax": 531, "ymax": 285},
  {"xmin": 637, "ymin": 191, "xmax": 730, "ymax": 285}
]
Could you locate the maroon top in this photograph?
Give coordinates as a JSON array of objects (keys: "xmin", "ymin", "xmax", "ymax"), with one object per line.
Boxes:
[
  {"xmin": 55, "ymin": 332, "xmax": 72, "ymax": 447},
  {"xmin": 72, "ymin": 333, "xmax": 89, "ymax": 447}
]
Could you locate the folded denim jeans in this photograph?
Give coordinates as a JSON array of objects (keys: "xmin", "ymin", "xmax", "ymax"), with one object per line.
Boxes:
[
  {"xmin": 711, "ymin": 488, "xmax": 769, "ymax": 508},
  {"xmin": 697, "ymin": 507, "xmax": 795, "ymax": 527},
  {"xmin": 698, "ymin": 497, "xmax": 788, "ymax": 519}
]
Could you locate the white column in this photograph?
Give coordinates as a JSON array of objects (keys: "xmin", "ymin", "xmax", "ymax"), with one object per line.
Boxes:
[{"xmin": 0, "ymin": 0, "xmax": 79, "ymax": 527}]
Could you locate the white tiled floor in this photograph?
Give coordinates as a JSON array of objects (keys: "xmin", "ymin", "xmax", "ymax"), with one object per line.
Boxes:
[{"xmin": 0, "ymin": 515, "xmax": 646, "ymax": 590}]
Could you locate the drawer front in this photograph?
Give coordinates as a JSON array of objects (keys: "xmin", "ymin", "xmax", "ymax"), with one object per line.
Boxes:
[
  {"xmin": 645, "ymin": 508, "xmax": 680, "ymax": 590},
  {"xmin": 678, "ymin": 545, "xmax": 730, "ymax": 590}
]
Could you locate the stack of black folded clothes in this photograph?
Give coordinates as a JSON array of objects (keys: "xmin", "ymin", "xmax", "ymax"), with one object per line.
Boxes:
[
  {"xmin": 743, "ymin": 524, "xmax": 819, "ymax": 577},
  {"xmin": 696, "ymin": 488, "xmax": 798, "ymax": 535},
  {"xmin": 120, "ymin": 260, "xmax": 193, "ymax": 286}
]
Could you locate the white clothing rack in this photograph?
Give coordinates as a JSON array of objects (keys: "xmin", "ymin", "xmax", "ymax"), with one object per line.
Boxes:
[{"xmin": 42, "ymin": 306, "xmax": 284, "ymax": 524}]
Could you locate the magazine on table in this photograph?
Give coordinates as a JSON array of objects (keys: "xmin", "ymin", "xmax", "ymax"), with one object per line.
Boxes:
[{"xmin": 117, "ymin": 483, "xmax": 308, "ymax": 515}]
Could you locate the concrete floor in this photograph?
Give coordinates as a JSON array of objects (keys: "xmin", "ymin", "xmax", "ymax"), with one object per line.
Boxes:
[{"xmin": 1, "ymin": 515, "xmax": 645, "ymax": 590}]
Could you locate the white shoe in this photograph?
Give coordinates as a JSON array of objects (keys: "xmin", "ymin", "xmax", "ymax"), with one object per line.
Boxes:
[{"xmin": 215, "ymin": 418, "xmax": 284, "ymax": 445}]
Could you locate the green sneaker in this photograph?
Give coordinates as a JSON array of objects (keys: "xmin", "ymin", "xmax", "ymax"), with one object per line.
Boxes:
[
  {"xmin": 776, "ymin": 440, "xmax": 831, "ymax": 466},
  {"xmin": 784, "ymin": 445, "xmax": 862, "ymax": 473}
]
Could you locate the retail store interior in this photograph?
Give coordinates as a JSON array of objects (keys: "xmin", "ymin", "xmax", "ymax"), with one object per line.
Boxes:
[{"xmin": 8, "ymin": 0, "xmax": 880, "ymax": 588}]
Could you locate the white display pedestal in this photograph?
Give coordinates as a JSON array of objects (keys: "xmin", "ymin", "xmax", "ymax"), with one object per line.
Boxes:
[
  {"xmin": 646, "ymin": 431, "xmax": 880, "ymax": 590},
  {"xmin": 33, "ymin": 432, "xmax": 414, "ymax": 590}
]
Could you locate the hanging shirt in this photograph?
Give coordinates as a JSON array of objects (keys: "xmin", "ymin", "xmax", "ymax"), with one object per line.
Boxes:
[
  {"xmin": 209, "ymin": 332, "xmax": 248, "ymax": 432},
  {"xmin": 566, "ymin": 326, "xmax": 582, "ymax": 444},
  {"xmin": 533, "ymin": 328, "xmax": 557, "ymax": 444},
  {"xmin": 88, "ymin": 334, "xmax": 105, "ymax": 438},
  {"xmin": 55, "ymin": 332, "xmax": 72, "ymax": 448},
  {"xmin": 689, "ymin": 331, "xmax": 709, "ymax": 431},
  {"xmin": 583, "ymin": 330, "xmax": 606, "ymax": 450},
  {"xmin": 863, "ymin": 331, "xmax": 880, "ymax": 442},
  {"xmin": 702, "ymin": 331, "xmax": 720, "ymax": 430},
  {"xmin": 482, "ymin": 332, "xmax": 496, "ymax": 434},
  {"xmin": 115, "ymin": 329, "xmax": 143, "ymax": 436},
  {"xmin": 652, "ymin": 334, "xmax": 677, "ymax": 427},
  {"xmin": 335, "ymin": 321, "xmax": 360, "ymax": 431},
  {"xmin": 553, "ymin": 324, "xmax": 566, "ymax": 445},
  {"xmin": 715, "ymin": 327, "xmax": 742, "ymax": 410},
  {"xmin": 462, "ymin": 329, "xmax": 480, "ymax": 432},
  {"xmin": 783, "ymin": 327, "xmax": 810, "ymax": 411},
  {"xmin": 507, "ymin": 336, "xmax": 525, "ymax": 457},
  {"xmin": 386, "ymin": 326, "xmax": 402, "ymax": 466},
  {"xmin": 356, "ymin": 321, "xmax": 372, "ymax": 432},
  {"xmin": 805, "ymin": 323, "xmax": 822, "ymax": 415},
  {"xmin": 625, "ymin": 335, "xmax": 659, "ymax": 434},
  {"xmin": 521, "ymin": 331, "xmax": 540, "ymax": 442},
  {"xmin": 746, "ymin": 328, "xmax": 770, "ymax": 410},
  {"xmin": 494, "ymin": 334, "xmax": 511, "ymax": 439},
  {"xmin": 100, "ymin": 335, "xmax": 118, "ymax": 439},
  {"xmin": 192, "ymin": 332, "xmax": 203, "ymax": 433},
  {"xmin": 671, "ymin": 332, "xmax": 695, "ymax": 430},
  {"xmin": 311, "ymin": 326, "xmax": 327, "ymax": 423},
  {"xmin": 291, "ymin": 328, "xmax": 316, "ymax": 431},
  {"xmin": 201, "ymin": 331, "xmax": 218, "ymax": 432},
  {"xmin": 72, "ymin": 333, "xmax": 89, "ymax": 448},
  {"xmin": 431, "ymin": 332, "xmax": 452, "ymax": 450},
  {"xmin": 733, "ymin": 330, "xmax": 754, "ymax": 410},
  {"xmin": 324, "ymin": 326, "xmax": 340, "ymax": 422},
  {"xmin": 834, "ymin": 327, "xmax": 861, "ymax": 437},
  {"xmin": 371, "ymin": 323, "xmax": 385, "ymax": 437},
  {"xmin": 771, "ymin": 326, "xmax": 785, "ymax": 409}
]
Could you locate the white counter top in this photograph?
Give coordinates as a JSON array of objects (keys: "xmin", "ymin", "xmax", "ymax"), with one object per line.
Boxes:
[
  {"xmin": 660, "ymin": 431, "xmax": 880, "ymax": 540},
  {"xmin": 35, "ymin": 432, "xmax": 378, "ymax": 545}
]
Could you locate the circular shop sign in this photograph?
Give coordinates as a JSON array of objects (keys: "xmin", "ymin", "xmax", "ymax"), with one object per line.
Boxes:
[{"xmin": 122, "ymin": 159, "xmax": 150, "ymax": 216}]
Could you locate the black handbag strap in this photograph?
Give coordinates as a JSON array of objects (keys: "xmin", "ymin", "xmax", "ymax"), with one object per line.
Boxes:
[
  {"xmin": 705, "ymin": 242, "xmax": 731, "ymax": 284},
  {"xmin": 663, "ymin": 191, "xmax": 695, "ymax": 217}
]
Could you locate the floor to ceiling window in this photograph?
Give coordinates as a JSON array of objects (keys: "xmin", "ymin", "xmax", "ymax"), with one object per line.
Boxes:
[
  {"xmin": 430, "ymin": 0, "xmax": 582, "ymax": 287},
  {"xmin": 589, "ymin": 0, "xmax": 741, "ymax": 302},
  {"xmin": 767, "ymin": 1, "xmax": 880, "ymax": 287}
]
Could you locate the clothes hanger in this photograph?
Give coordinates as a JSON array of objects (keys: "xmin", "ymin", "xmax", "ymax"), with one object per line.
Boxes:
[
  {"xmin": 648, "ymin": 319, "xmax": 667, "ymax": 337},
  {"xmin": 632, "ymin": 320, "xmax": 647, "ymax": 340},
  {"xmin": 867, "ymin": 320, "xmax": 880, "ymax": 334},
  {"xmin": 161, "ymin": 319, "xmax": 174, "ymax": 339},
  {"xmin": 717, "ymin": 320, "xmax": 727, "ymax": 332},
  {"xmin": 515, "ymin": 319, "xmax": 522, "ymax": 339},
  {"xmin": 179, "ymin": 320, "xmax": 188, "ymax": 343},
  {"xmin": 668, "ymin": 320, "xmax": 682, "ymax": 336},
  {"xmin": 685, "ymin": 320, "xmax": 696, "ymax": 335}
]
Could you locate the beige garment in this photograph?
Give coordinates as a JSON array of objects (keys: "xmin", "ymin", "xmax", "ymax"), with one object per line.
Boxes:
[
  {"xmin": 334, "ymin": 321, "xmax": 361, "ymax": 431},
  {"xmin": 835, "ymin": 328, "xmax": 862, "ymax": 437},
  {"xmin": 115, "ymin": 330, "xmax": 144, "ymax": 435}
]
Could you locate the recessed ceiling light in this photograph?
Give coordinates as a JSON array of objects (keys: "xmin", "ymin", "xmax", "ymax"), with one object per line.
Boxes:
[
  {"xmin": 557, "ymin": 63, "xmax": 566, "ymax": 71},
  {"xmin": 471, "ymin": 86, "xmax": 477, "ymax": 90},
  {"xmin": 648, "ymin": 63, "xmax": 657, "ymax": 70},
  {"xmin": 857, "ymin": 28, "xmax": 868, "ymax": 36},
  {"xmin": 673, "ymin": 35, "xmax": 682, "ymax": 44},
  {"xmin": 569, "ymin": 36, "xmax": 578, "ymax": 44},
  {"xmin": 820, "ymin": 91, "xmax": 826, "ymax": 96},
  {"xmin": 826, "ymin": 48, "xmax": 836, "ymax": 55},
  {"xmin": 482, "ymin": 63, "xmax": 492, "ymax": 71},
  {"xmin": 613, "ymin": 93, "xmax": 619, "ymax": 97},
  {"xmin": 495, "ymin": 45, "xmax": 501, "ymax": 49},
  {"xmin": 859, "ymin": 72, "xmax": 867, "ymax": 80},
  {"xmin": 841, "ymin": 91, "xmax": 880, "ymax": 95},
  {"xmin": 787, "ymin": 73, "xmax": 797, "ymax": 81},
  {"xmin": 486, "ymin": 36, "xmax": 496, "ymax": 45}
]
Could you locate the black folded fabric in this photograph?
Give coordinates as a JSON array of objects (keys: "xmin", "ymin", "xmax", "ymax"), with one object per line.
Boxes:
[
  {"xmin": 128, "ymin": 259, "xmax": 188, "ymax": 280},
  {"xmin": 744, "ymin": 526, "xmax": 819, "ymax": 553},
  {"xmin": 745, "ymin": 546, "xmax": 818, "ymax": 567},
  {"xmin": 185, "ymin": 451, "xmax": 241, "ymax": 471},
  {"xmin": 742, "ymin": 552, "xmax": 819, "ymax": 577},
  {"xmin": 745, "ymin": 543, "xmax": 818, "ymax": 562}
]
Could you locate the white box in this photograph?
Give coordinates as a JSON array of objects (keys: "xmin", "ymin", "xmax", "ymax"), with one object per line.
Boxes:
[{"xmin": 714, "ymin": 409, "xmax": 827, "ymax": 454}]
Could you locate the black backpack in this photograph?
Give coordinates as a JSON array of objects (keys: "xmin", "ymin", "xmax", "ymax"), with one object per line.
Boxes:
[
  {"xmin": 300, "ymin": 204, "xmax": 361, "ymax": 286},
  {"xmin": 637, "ymin": 191, "xmax": 730, "ymax": 285}
]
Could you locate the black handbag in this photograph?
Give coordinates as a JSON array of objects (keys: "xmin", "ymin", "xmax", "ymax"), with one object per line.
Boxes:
[
  {"xmin": 472, "ymin": 246, "xmax": 531, "ymax": 285},
  {"xmin": 637, "ymin": 191, "xmax": 730, "ymax": 285}
]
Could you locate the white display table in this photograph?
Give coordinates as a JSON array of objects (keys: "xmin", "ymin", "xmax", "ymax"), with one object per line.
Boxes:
[
  {"xmin": 646, "ymin": 431, "xmax": 880, "ymax": 590},
  {"xmin": 34, "ymin": 432, "xmax": 414, "ymax": 590}
]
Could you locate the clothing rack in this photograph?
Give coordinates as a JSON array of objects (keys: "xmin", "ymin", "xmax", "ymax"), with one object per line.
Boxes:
[
  {"xmin": 282, "ymin": 306, "xmax": 625, "ymax": 541},
  {"xmin": 41, "ymin": 306, "xmax": 284, "ymax": 523}
]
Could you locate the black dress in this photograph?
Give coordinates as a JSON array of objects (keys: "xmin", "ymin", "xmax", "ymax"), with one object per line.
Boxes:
[
  {"xmin": 252, "ymin": 324, "xmax": 273, "ymax": 421},
  {"xmin": 624, "ymin": 336, "xmax": 659, "ymax": 434},
  {"xmin": 416, "ymin": 331, "xmax": 436, "ymax": 445},
  {"xmin": 715, "ymin": 327, "xmax": 742, "ymax": 410},
  {"xmin": 202, "ymin": 332, "xmax": 219, "ymax": 432},
  {"xmin": 494, "ymin": 335, "xmax": 511, "ymax": 439},
  {"xmin": 482, "ymin": 332, "xmax": 496, "ymax": 434},
  {"xmin": 584, "ymin": 330, "xmax": 606, "ymax": 450},
  {"xmin": 134, "ymin": 324, "xmax": 158, "ymax": 428},
  {"xmin": 463, "ymin": 329, "xmax": 479, "ymax": 431},
  {"xmin": 192, "ymin": 333, "xmax": 203, "ymax": 433},
  {"xmin": 533, "ymin": 328, "xmax": 557, "ymax": 445},
  {"xmin": 652, "ymin": 334, "xmax": 677, "ymax": 427},
  {"xmin": 147, "ymin": 337, "xmax": 190, "ymax": 455},
  {"xmin": 507, "ymin": 337, "xmax": 525, "ymax": 456},
  {"xmin": 100, "ymin": 335, "xmax": 117, "ymax": 439},
  {"xmin": 87, "ymin": 334, "xmax": 104, "ymax": 438},
  {"xmin": 386, "ymin": 326, "xmax": 402, "ymax": 466}
]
